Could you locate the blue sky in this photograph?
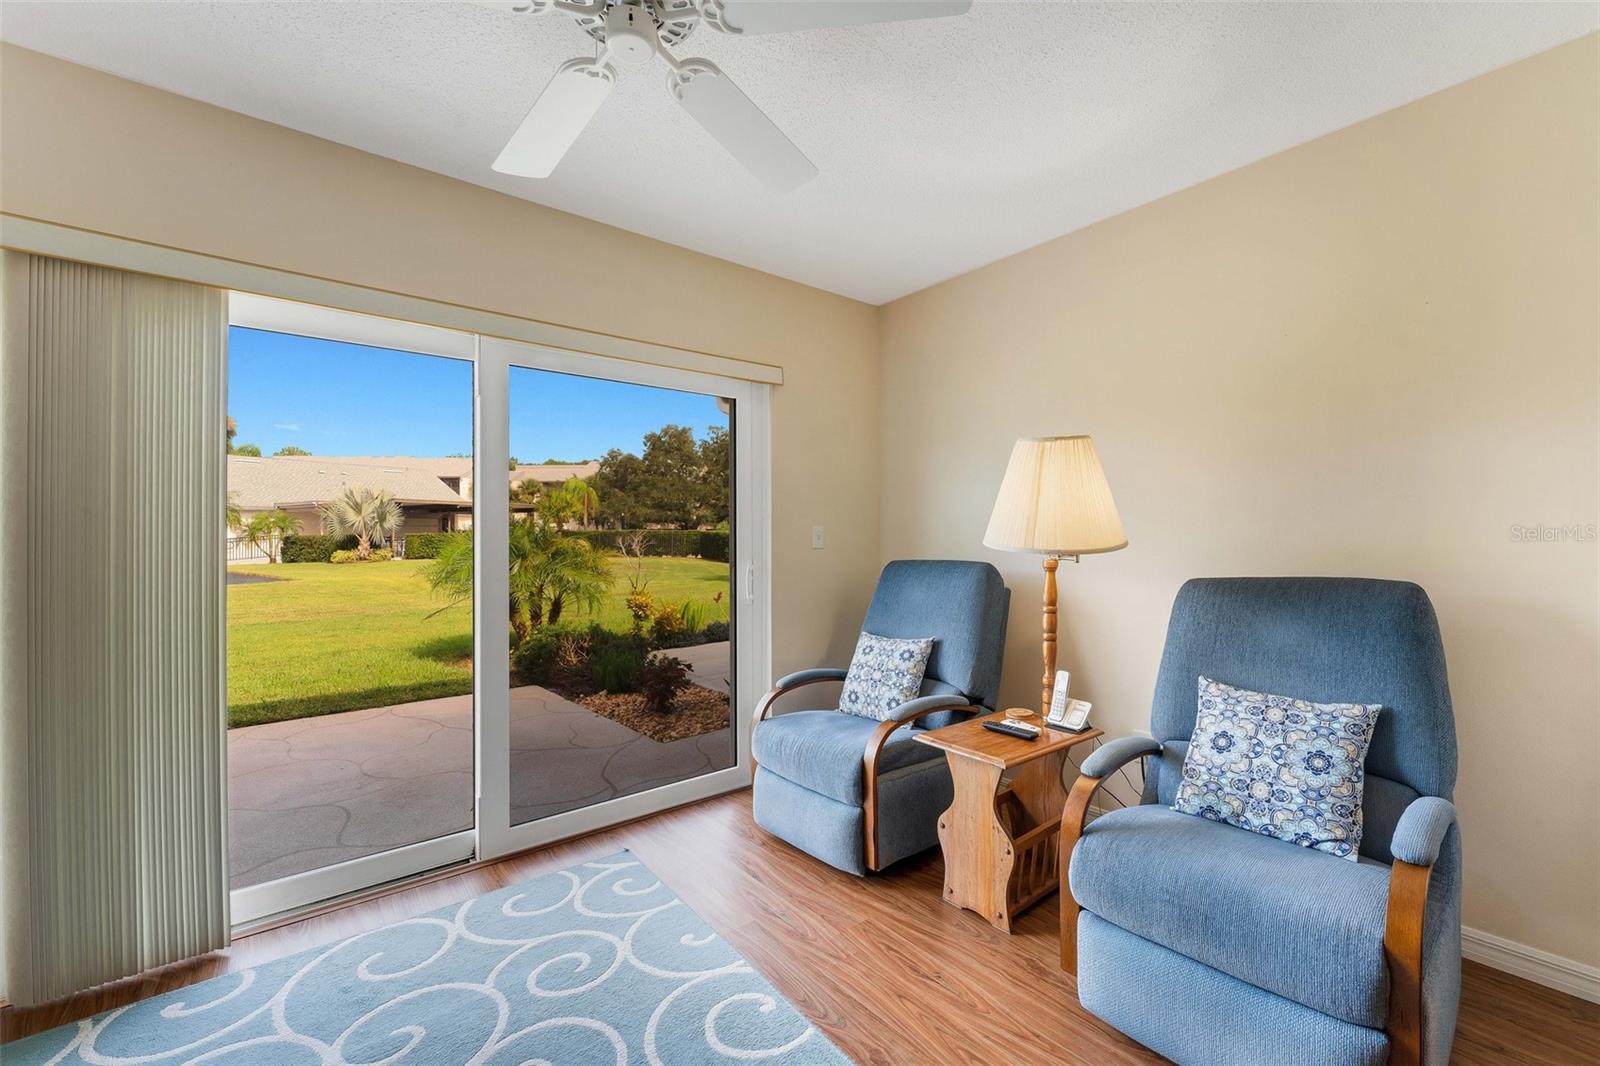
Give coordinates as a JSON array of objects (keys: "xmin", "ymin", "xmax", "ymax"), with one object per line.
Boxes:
[{"xmin": 228, "ymin": 327, "xmax": 726, "ymax": 460}]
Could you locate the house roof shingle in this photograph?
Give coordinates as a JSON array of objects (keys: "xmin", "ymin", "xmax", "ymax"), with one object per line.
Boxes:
[
  {"xmin": 511, "ymin": 461, "xmax": 601, "ymax": 485},
  {"xmin": 228, "ymin": 456, "xmax": 468, "ymax": 510},
  {"xmin": 267, "ymin": 454, "xmax": 600, "ymax": 486},
  {"xmin": 228, "ymin": 455, "xmax": 603, "ymax": 511}
]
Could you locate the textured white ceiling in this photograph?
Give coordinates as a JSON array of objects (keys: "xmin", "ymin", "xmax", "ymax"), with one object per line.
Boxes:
[{"xmin": 2, "ymin": 2, "xmax": 1594, "ymax": 303}]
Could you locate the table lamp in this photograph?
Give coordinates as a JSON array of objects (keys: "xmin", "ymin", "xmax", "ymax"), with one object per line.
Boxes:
[{"xmin": 983, "ymin": 436, "xmax": 1127, "ymax": 716}]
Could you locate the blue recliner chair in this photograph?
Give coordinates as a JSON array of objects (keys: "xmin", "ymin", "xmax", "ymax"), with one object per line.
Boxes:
[
  {"xmin": 751, "ymin": 560, "xmax": 1009, "ymax": 875},
  {"xmin": 1061, "ymin": 578, "xmax": 1460, "ymax": 1066}
]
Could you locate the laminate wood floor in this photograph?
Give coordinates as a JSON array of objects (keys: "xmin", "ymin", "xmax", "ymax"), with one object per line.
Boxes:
[{"xmin": 4, "ymin": 790, "xmax": 1597, "ymax": 1064}]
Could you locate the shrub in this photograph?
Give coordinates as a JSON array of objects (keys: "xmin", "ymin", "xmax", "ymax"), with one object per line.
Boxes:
[
  {"xmin": 640, "ymin": 655, "xmax": 690, "ymax": 715},
  {"xmin": 591, "ymin": 643, "xmax": 646, "ymax": 694},
  {"xmin": 280, "ymin": 533, "xmax": 358, "ymax": 563},
  {"xmin": 405, "ymin": 531, "xmax": 469, "ymax": 560},
  {"xmin": 571, "ymin": 530, "xmax": 654, "ymax": 554},
  {"xmin": 569, "ymin": 529, "xmax": 729, "ymax": 560},
  {"xmin": 678, "ymin": 599, "xmax": 711, "ymax": 634},
  {"xmin": 548, "ymin": 629, "xmax": 593, "ymax": 692},
  {"xmin": 513, "ymin": 624, "xmax": 650, "ymax": 694},
  {"xmin": 329, "ymin": 547, "xmax": 390, "ymax": 563},
  {"xmin": 626, "ymin": 590, "xmax": 654, "ymax": 630},
  {"xmin": 696, "ymin": 531, "xmax": 729, "ymax": 562},
  {"xmin": 650, "ymin": 600, "xmax": 683, "ymax": 641},
  {"xmin": 647, "ymin": 601, "xmax": 720, "ymax": 649},
  {"xmin": 702, "ymin": 620, "xmax": 730, "ymax": 643},
  {"xmin": 513, "ymin": 626, "xmax": 570, "ymax": 686}
]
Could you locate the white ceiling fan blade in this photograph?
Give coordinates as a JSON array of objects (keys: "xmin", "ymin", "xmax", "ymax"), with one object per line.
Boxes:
[
  {"xmin": 492, "ymin": 59, "xmax": 615, "ymax": 178},
  {"xmin": 670, "ymin": 61, "xmax": 818, "ymax": 192},
  {"xmin": 708, "ymin": 0, "xmax": 971, "ymax": 35}
]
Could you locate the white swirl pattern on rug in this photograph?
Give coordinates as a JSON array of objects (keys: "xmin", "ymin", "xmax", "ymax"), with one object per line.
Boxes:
[{"xmin": 11, "ymin": 851, "xmax": 850, "ymax": 1066}]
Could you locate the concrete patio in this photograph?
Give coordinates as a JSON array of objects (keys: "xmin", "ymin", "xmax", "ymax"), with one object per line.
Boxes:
[{"xmin": 227, "ymin": 642, "xmax": 732, "ymax": 889}]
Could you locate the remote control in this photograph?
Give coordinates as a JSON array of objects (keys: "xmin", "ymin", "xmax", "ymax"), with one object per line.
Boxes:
[{"xmin": 983, "ymin": 720, "xmax": 1040, "ymax": 741}]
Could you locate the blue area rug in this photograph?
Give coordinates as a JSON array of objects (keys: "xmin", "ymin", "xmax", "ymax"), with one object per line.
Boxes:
[{"xmin": 10, "ymin": 850, "xmax": 851, "ymax": 1065}]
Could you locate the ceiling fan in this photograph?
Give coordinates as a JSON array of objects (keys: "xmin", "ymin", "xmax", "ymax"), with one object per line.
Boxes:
[{"xmin": 474, "ymin": 0, "xmax": 972, "ymax": 191}]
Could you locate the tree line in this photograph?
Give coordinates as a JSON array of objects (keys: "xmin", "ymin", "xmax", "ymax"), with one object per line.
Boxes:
[{"xmin": 587, "ymin": 424, "xmax": 728, "ymax": 530}]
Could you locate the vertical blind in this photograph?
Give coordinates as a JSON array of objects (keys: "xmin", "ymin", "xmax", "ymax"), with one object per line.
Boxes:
[{"xmin": 1, "ymin": 253, "xmax": 229, "ymax": 1005}]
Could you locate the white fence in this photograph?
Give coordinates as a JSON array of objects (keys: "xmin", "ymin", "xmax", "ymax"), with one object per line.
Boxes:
[{"xmin": 226, "ymin": 534, "xmax": 272, "ymax": 564}]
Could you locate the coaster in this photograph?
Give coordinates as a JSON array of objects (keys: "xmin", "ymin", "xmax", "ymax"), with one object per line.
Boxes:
[{"xmin": 1004, "ymin": 707, "xmax": 1035, "ymax": 719}]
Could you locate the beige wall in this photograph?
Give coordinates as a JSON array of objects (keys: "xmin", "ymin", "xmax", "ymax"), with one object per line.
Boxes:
[
  {"xmin": 0, "ymin": 42, "xmax": 882, "ymax": 675},
  {"xmin": 879, "ymin": 36, "xmax": 1599, "ymax": 966}
]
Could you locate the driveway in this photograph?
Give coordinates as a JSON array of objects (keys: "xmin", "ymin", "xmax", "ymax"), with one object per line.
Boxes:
[{"xmin": 227, "ymin": 642, "xmax": 733, "ymax": 889}]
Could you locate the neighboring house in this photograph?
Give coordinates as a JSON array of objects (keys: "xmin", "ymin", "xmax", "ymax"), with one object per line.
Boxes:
[
  {"xmin": 228, "ymin": 455, "xmax": 601, "ymax": 554},
  {"xmin": 265, "ymin": 455, "xmax": 600, "ymax": 505},
  {"xmin": 509, "ymin": 461, "xmax": 601, "ymax": 493}
]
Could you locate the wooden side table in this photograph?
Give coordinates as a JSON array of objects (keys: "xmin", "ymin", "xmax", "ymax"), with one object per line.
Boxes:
[{"xmin": 916, "ymin": 711, "xmax": 1102, "ymax": 932}]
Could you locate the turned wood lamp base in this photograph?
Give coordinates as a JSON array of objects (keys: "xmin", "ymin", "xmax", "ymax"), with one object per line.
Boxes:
[{"xmin": 1039, "ymin": 554, "xmax": 1076, "ymax": 717}]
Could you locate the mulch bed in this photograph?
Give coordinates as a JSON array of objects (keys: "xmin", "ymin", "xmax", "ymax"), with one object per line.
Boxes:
[{"xmin": 576, "ymin": 683, "xmax": 731, "ymax": 743}]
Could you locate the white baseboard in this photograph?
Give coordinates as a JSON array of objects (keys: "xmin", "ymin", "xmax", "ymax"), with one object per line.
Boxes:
[
  {"xmin": 1462, "ymin": 927, "xmax": 1600, "ymax": 1004},
  {"xmin": 1076, "ymin": 809, "xmax": 1600, "ymax": 1005}
]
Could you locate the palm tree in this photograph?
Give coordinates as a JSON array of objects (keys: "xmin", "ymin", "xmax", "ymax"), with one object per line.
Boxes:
[
  {"xmin": 559, "ymin": 476, "xmax": 600, "ymax": 528},
  {"xmin": 318, "ymin": 487, "xmax": 404, "ymax": 560},
  {"xmin": 422, "ymin": 515, "xmax": 612, "ymax": 642},
  {"xmin": 242, "ymin": 509, "xmax": 301, "ymax": 563},
  {"xmin": 226, "ymin": 490, "xmax": 243, "ymax": 532},
  {"xmin": 512, "ymin": 516, "xmax": 611, "ymax": 631}
]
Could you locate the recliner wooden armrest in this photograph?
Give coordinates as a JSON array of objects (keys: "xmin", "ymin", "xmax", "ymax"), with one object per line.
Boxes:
[
  {"xmin": 861, "ymin": 698, "xmax": 982, "ymax": 870},
  {"xmin": 1058, "ymin": 771, "xmax": 1102, "ymax": 975},
  {"xmin": 751, "ymin": 669, "xmax": 849, "ymax": 769},
  {"xmin": 1384, "ymin": 796, "xmax": 1456, "ymax": 1066}
]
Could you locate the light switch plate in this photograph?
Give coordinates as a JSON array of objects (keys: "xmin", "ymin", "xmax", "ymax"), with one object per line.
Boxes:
[{"xmin": 811, "ymin": 525, "xmax": 825, "ymax": 549}]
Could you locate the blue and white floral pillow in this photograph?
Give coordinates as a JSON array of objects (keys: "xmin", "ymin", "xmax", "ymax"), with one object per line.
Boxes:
[
  {"xmin": 1172, "ymin": 676, "xmax": 1382, "ymax": 860},
  {"xmin": 837, "ymin": 632, "xmax": 935, "ymax": 721}
]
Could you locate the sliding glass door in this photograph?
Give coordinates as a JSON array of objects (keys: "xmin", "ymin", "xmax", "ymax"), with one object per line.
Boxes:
[
  {"xmin": 224, "ymin": 302, "xmax": 767, "ymax": 922},
  {"xmin": 474, "ymin": 339, "xmax": 765, "ymax": 862},
  {"xmin": 226, "ymin": 296, "xmax": 479, "ymax": 923},
  {"xmin": 503, "ymin": 366, "xmax": 735, "ymax": 825}
]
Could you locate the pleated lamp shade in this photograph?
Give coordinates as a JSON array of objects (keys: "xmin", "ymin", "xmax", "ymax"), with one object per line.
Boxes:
[{"xmin": 983, "ymin": 436, "xmax": 1128, "ymax": 556}]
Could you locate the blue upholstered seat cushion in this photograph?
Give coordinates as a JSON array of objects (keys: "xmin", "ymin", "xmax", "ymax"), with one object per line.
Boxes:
[
  {"xmin": 1077, "ymin": 911, "xmax": 1390, "ymax": 1066},
  {"xmin": 837, "ymin": 632, "xmax": 934, "ymax": 720},
  {"xmin": 1173, "ymin": 675, "xmax": 1381, "ymax": 859},
  {"xmin": 752, "ymin": 710, "xmax": 942, "ymax": 805},
  {"xmin": 1070, "ymin": 804, "xmax": 1392, "ymax": 1028}
]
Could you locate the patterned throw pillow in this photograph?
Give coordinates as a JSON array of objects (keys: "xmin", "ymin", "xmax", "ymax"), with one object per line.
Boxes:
[
  {"xmin": 837, "ymin": 632, "xmax": 935, "ymax": 721},
  {"xmin": 1172, "ymin": 676, "xmax": 1382, "ymax": 860}
]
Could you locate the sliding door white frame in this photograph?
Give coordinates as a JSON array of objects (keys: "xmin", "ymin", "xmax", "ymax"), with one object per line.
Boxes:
[
  {"xmin": 226, "ymin": 294, "xmax": 480, "ymax": 925},
  {"xmin": 230, "ymin": 292, "xmax": 477, "ymax": 362},
  {"xmin": 231, "ymin": 831, "xmax": 477, "ymax": 929},
  {"xmin": 224, "ymin": 297, "xmax": 769, "ymax": 922},
  {"xmin": 473, "ymin": 337, "xmax": 769, "ymax": 862}
]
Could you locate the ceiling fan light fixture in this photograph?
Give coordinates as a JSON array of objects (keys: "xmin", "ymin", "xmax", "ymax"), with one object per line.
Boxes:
[{"xmin": 603, "ymin": 3, "xmax": 660, "ymax": 67}]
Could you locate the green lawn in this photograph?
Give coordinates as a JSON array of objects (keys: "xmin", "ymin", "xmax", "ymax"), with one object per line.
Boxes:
[{"xmin": 227, "ymin": 557, "xmax": 730, "ymax": 728}]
